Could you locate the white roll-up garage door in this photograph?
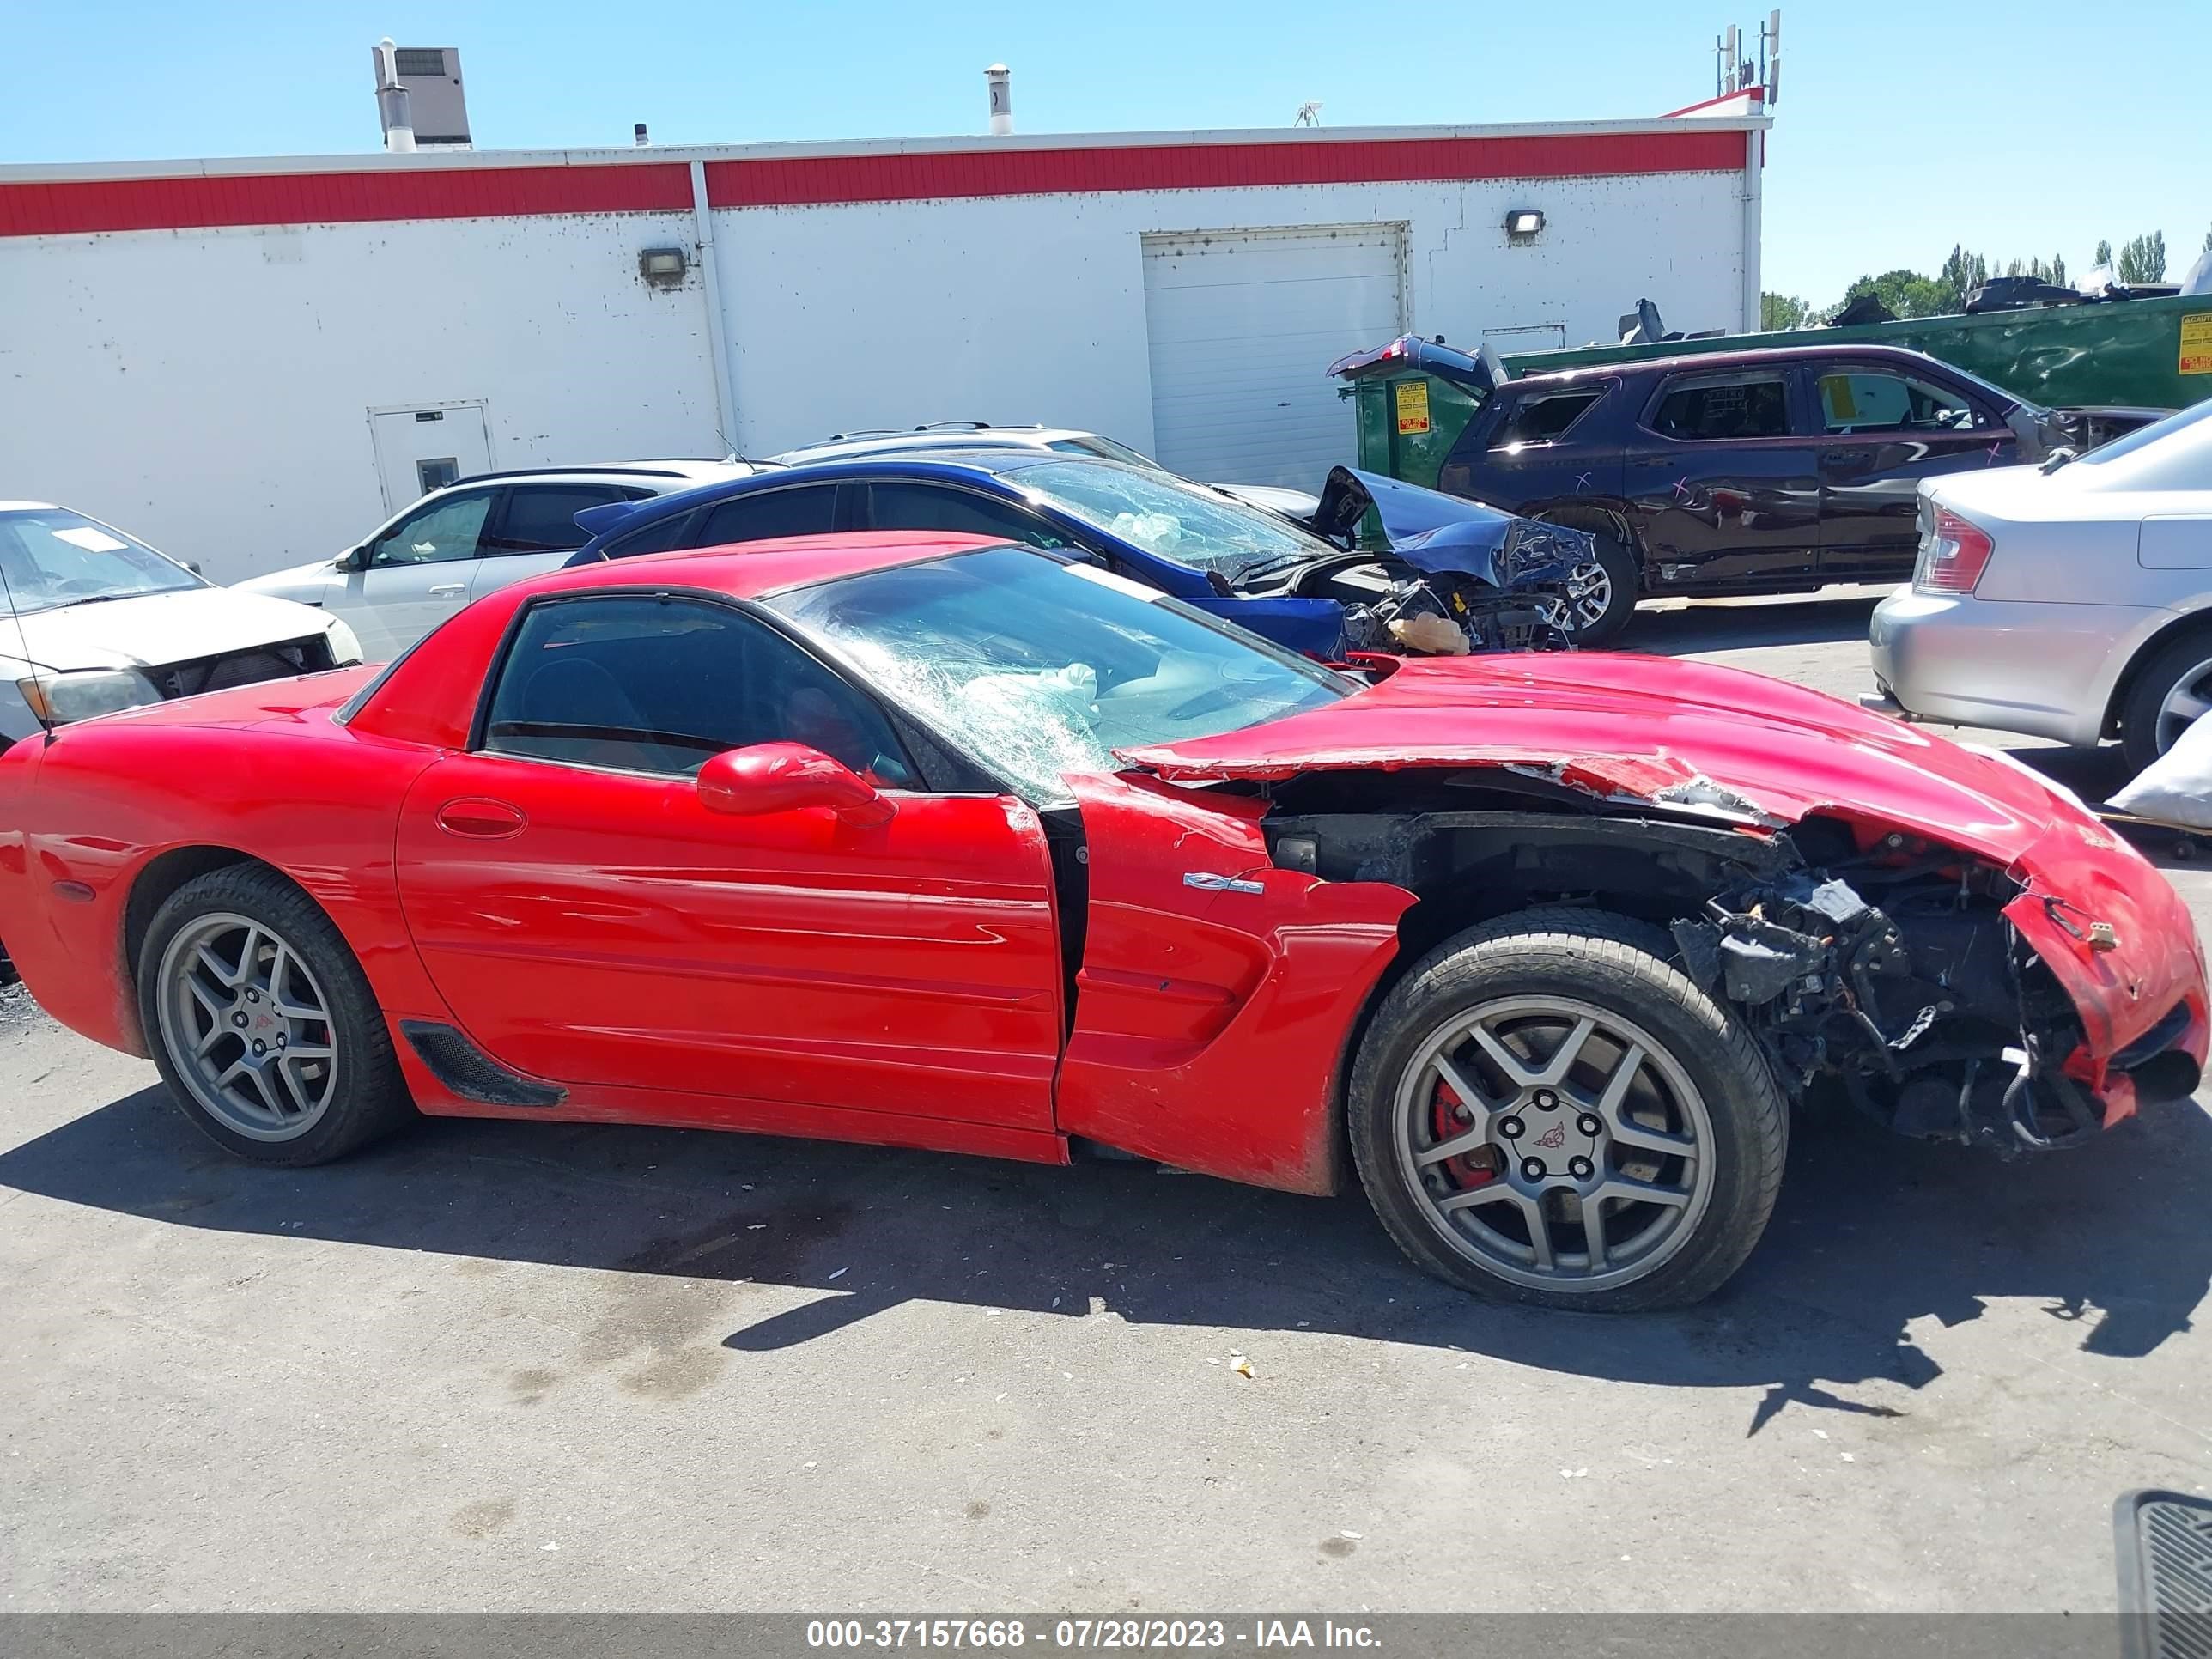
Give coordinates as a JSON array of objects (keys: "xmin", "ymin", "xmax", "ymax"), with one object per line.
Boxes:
[{"xmin": 1140, "ymin": 223, "xmax": 1407, "ymax": 493}]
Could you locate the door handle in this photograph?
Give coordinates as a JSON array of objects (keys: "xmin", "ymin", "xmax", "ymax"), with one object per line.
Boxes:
[
  {"xmin": 435, "ymin": 798, "xmax": 526, "ymax": 839},
  {"xmin": 428, "ymin": 582, "xmax": 468, "ymax": 597}
]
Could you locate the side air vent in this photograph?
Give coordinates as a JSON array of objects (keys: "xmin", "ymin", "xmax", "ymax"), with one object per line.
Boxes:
[{"xmin": 400, "ymin": 1020, "xmax": 566, "ymax": 1108}]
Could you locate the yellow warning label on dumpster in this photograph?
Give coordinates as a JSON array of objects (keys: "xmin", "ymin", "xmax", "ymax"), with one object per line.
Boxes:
[
  {"xmin": 1395, "ymin": 380, "xmax": 1431, "ymax": 434},
  {"xmin": 2181, "ymin": 313, "xmax": 2212, "ymax": 375}
]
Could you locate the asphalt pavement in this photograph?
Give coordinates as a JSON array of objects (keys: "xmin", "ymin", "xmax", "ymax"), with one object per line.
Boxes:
[{"xmin": 4, "ymin": 588, "xmax": 2209, "ymax": 1615}]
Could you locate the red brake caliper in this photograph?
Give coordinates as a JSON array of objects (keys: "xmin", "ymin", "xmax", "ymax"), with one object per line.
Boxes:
[{"xmin": 1431, "ymin": 1079, "xmax": 1499, "ymax": 1188}]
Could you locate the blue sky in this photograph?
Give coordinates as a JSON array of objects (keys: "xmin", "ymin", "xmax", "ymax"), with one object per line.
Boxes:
[{"xmin": 5, "ymin": 0, "xmax": 2207, "ymax": 304}]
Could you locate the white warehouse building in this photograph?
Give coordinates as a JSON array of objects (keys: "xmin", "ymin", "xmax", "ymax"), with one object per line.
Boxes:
[{"xmin": 0, "ymin": 109, "xmax": 1768, "ymax": 582}]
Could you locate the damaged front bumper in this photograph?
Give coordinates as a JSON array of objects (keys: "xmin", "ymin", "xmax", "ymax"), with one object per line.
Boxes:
[{"xmin": 1674, "ymin": 827, "xmax": 2205, "ymax": 1154}]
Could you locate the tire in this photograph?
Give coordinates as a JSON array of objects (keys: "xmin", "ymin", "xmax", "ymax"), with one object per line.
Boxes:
[
  {"xmin": 1540, "ymin": 521, "xmax": 1639, "ymax": 647},
  {"xmin": 2120, "ymin": 628, "xmax": 2212, "ymax": 774},
  {"xmin": 1346, "ymin": 905, "xmax": 1786, "ymax": 1311},
  {"xmin": 137, "ymin": 864, "xmax": 415, "ymax": 1165}
]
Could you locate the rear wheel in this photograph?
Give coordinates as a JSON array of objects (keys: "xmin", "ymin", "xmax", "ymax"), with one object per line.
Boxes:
[
  {"xmin": 1346, "ymin": 907, "xmax": 1785, "ymax": 1310},
  {"xmin": 139, "ymin": 866, "xmax": 414, "ymax": 1165},
  {"xmin": 2120, "ymin": 629, "xmax": 2212, "ymax": 773}
]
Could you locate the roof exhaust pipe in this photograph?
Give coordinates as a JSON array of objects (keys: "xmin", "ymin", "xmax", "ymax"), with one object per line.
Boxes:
[
  {"xmin": 985, "ymin": 64, "xmax": 1012, "ymax": 136},
  {"xmin": 374, "ymin": 37, "xmax": 416, "ymax": 153}
]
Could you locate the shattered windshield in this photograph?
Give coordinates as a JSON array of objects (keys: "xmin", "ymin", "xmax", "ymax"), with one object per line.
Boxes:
[
  {"xmin": 766, "ymin": 545, "xmax": 1353, "ymax": 801},
  {"xmin": 0, "ymin": 509, "xmax": 202, "ymax": 615},
  {"xmin": 1013, "ymin": 460, "xmax": 1338, "ymax": 583}
]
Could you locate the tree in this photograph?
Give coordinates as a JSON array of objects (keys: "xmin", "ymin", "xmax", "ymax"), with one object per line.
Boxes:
[
  {"xmin": 1760, "ymin": 292, "xmax": 1813, "ymax": 331},
  {"xmin": 2118, "ymin": 231, "xmax": 2167, "ymax": 284},
  {"xmin": 2051, "ymin": 252, "xmax": 2068, "ymax": 287},
  {"xmin": 1937, "ymin": 244, "xmax": 1988, "ymax": 308},
  {"xmin": 2203, "ymin": 223, "xmax": 2210, "ymax": 253},
  {"xmin": 2094, "ymin": 238, "xmax": 2113, "ymax": 269},
  {"xmin": 1841, "ymin": 268, "xmax": 1953, "ymax": 319}
]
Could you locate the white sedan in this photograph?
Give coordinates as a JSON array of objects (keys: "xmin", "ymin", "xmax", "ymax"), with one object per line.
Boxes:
[
  {"xmin": 1869, "ymin": 398, "xmax": 2212, "ymax": 769},
  {"xmin": 234, "ymin": 460, "xmax": 753, "ymax": 659},
  {"xmin": 0, "ymin": 501, "xmax": 361, "ymax": 753}
]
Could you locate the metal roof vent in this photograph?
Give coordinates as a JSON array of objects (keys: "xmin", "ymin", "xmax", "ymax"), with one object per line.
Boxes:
[
  {"xmin": 985, "ymin": 64, "xmax": 1012, "ymax": 136},
  {"xmin": 371, "ymin": 39, "xmax": 471, "ymax": 149}
]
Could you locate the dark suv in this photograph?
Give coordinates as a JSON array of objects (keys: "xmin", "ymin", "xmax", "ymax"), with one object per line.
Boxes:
[{"xmin": 1431, "ymin": 343, "xmax": 2071, "ymax": 641}]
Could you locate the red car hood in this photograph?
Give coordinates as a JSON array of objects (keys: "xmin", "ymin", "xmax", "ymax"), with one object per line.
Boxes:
[
  {"xmin": 1118, "ymin": 653, "xmax": 2207, "ymax": 1063},
  {"xmin": 1122, "ymin": 654, "xmax": 2083, "ymax": 856}
]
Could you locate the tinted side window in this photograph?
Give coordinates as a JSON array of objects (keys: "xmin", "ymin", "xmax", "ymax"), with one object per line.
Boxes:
[
  {"xmin": 599, "ymin": 510, "xmax": 699, "ymax": 561},
  {"xmin": 368, "ymin": 490, "xmax": 495, "ymax": 567},
  {"xmin": 694, "ymin": 487, "xmax": 838, "ymax": 546},
  {"xmin": 1650, "ymin": 375, "xmax": 1791, "ymax": 441},
  {"xmin": 866, "ymin": 482, "xmax": 1066, "ymax": 548},
  {"xmin": 482, "ymin": 595, "xmax": 914, "ymax": 784},
  {"xmin": 1495, "ymin": 390, "xmax": 1603, "ymax": 449},
  {"xmin": 1816, "ymin": 371, "xmax": 1989, "ymax": 434},
  {"xmin": 486, "ymin": 485, "xmax": 644, "ymax": 556}
]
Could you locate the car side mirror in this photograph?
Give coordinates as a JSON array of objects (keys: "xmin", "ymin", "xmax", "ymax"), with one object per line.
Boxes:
[
  {"xmin": 696, "ymin": 743, "xmax": 895, "ymax": 828},
  {"xmin": 337, "ymin": 545, "xmax": 370, "ymax": 573}
]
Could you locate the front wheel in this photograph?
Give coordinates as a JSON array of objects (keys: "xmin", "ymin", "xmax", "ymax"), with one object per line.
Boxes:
[
  {"xmin": 1547, "ymin": 527, "xmax": 1639, "ymax": 646},
  {"xmin": 1346, "ymin": 907, "xmax": 1786, "ymax": 1311},
  {"xmin": 138, "ymin": 865, "xmax": 415, "ymax": 1165}
]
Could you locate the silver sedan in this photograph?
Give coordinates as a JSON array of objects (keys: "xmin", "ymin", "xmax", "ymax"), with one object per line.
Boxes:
[{"xmin": 1868, "ymin": 399, "xmax": 2212, "ymax": 771}]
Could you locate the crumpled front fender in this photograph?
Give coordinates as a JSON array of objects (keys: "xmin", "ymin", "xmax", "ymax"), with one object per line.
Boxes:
[
  {"xmin": 1307, "ymin": 467, "xmax": 1593, "ymax": 588},
  {"xmin": 1054, "ymin": 771, "xmax": 1414, "ymax": 1194},
  {"xmin": 1999, "ymin": 817, "xmax": 2210, "ymax": 1085}
]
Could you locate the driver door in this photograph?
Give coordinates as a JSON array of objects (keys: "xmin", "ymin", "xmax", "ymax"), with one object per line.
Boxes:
[
  {"xmin": 392, "ymin": 590, "xmax": 1064, "ymax": 1129},
  {"xmin": 337, "ymin": 486, "xmax": 499, "ymax": 657}
]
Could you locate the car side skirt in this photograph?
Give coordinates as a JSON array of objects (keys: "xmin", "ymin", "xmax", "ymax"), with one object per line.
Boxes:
[{"xmin": 386, "ymin": 1027, "xmax": 1069, "ymax": 1166}]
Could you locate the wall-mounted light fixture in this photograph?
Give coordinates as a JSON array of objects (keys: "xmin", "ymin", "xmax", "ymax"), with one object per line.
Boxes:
[
  {"xmin": 638, "ymin": 246, "xmax": 690, "ymax": 287},
  {"xmin": 1503, "ymin": 209, "xmax": 1546, "ymax": 246}
]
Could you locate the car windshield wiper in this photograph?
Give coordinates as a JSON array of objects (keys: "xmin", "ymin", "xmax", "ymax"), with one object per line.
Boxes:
[{"xmin": 49, "ymin": 593, "xmax": 136, "ymax": 611}]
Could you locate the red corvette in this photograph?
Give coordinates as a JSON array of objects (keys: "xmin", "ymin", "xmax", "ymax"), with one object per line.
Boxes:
[{"xmin": 0, "ymin": 533, "xmax": 2203, "ymax": 1310}]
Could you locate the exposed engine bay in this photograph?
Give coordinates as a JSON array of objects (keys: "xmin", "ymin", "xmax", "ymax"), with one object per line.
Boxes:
[
  {"xmin": 1257, "ymin": 783, "xmax": 2202, "ymax": 1158},
  {"xmin": 1253, "ymin": 466, "xmax": 1589, "ymax": 655},
  {"xmin": 1670, "ymin": 848, "xmax": 2117, "ymax": 1154}
]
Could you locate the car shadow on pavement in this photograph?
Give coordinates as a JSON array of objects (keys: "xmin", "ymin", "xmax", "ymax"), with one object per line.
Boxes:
[
  {"xmin": 4, "ymin": 1075, "xmax": 2209, "ymax": 1436},
  {"xmin": 1619, "ymin": 592, "xmax": 1884, "ymax": 657}
]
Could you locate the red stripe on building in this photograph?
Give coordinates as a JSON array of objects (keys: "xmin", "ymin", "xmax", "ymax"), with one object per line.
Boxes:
[
  {"xmin": 0, "ymin": 129, "xmax": 1746, "ymax": 238},
  {"xmin": 0, "ymin": 161, "xmax": 694, "ymax": 236},
  {"xmin": 707, "ymin": 130, "xmax": 1747, "ymax": 208}
]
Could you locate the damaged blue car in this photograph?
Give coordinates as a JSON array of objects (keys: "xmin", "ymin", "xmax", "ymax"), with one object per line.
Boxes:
[{"xmin": 564, "ymin": 452, "xmax": 1593, "ymax": 659}]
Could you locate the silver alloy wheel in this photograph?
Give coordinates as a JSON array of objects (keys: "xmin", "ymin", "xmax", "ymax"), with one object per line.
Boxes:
[
  {"xmin": 1390, "ymin": 994, "xmax": 1716, "ymax": 1293},
  {"xmin": 2154, "ymin": 654, "xmax": 2212, "ymax": 755},
  {"xmin": 155, "ymin": 912, "xmax": 339, "ymax": 1141},
  {"xmin": 1562, "ymin": 560, "xmax": 1613, "ymax": 632}
]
